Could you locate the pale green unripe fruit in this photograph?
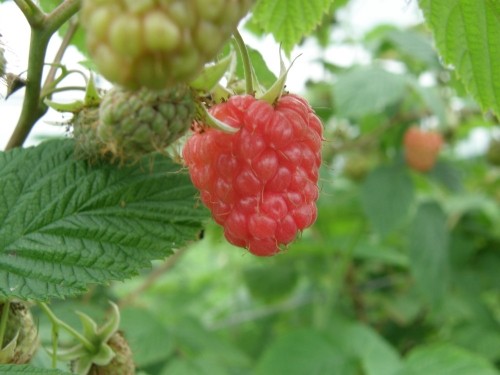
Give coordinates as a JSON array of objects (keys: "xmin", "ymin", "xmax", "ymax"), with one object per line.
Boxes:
[
  {"xmin": 97, "ymin": 85, "xmax": 196, "ymax": 161},
  {"xmin": 81, "ymin": 0, "xmax": 255, "ymax": 89}
]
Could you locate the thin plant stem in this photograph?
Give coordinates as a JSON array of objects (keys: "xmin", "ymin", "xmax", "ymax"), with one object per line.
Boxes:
[
  {"xmin": 43, "ymin": 19, "xmax": 79, "ymax": 94},
  {"xmin": 6, "ymin": 0, "xmax": 81, "ymax": 150},
  {"xmin": 13, "ymin": 0, "xmax": 45, "ymax": 27},
  {"xmin": 0, "ymin": 301, "xmax": 11, "ymax": 347},
  {"xmin": 233, "ymin": 29, "xmax": 254, "ymax": 94},
  {"xmin": 38, "ymin": 302, "xmax": 96, "ymax": 353},
  {"xmin": 5, "ymin": 31, "xmax": 50, "ymax": 150}
]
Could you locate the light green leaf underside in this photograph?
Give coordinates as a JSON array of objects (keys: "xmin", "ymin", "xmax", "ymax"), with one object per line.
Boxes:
[
  {"xmin": 0, "ymin": 140, "xmax": 208, "ymax": 301},
  {"xmin": 418, "ymin": 0, "xmax": 500, "ymax": 116},
  {"xmin": 333, "ymin": 67, "xmax": 408, "ymax": 119},
  {"xmin": 251, "ymin": 0, "xmax": 335, "ymax": 54}
]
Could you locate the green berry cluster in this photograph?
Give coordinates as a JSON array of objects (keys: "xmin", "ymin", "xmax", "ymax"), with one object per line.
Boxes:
[{"xmin": 81, "ymin": 0, "xmax": 254, "ymax": 89}]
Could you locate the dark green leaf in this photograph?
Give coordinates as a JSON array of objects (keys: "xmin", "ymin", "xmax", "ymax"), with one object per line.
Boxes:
[
  {"xmin": 0, "ymin": 140, "xmax": 207, "ymax": 301},
  {"xmin": 361, "ymin": 165, "xmax": 415, "ymax": 236},
  {"xmin": 408, "ymin": 202, "xmax": 450, "ymax": 306}
]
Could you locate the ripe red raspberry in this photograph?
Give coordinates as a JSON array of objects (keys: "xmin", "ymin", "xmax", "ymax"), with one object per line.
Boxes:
[
  {"xmin": 183, "ymin": 94, "xmax": 323, "ymax": 256},
  {"xmin": 403, "ymin": 127, "xmax": 443, "ymax": 172}
]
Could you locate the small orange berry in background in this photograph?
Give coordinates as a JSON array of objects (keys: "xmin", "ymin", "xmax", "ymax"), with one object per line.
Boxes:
[{"xmin": 403, "ymin": 127, "xmax": 443, "ymax": 172}]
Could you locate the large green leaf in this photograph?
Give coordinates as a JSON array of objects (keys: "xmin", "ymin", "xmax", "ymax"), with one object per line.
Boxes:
[
  {"xmin": 251, "ymin": 0, "xmax": 335, "ymax": 54},
  {"xmin": 361, "ymin": 165, "xmax": 415, "ymax": 236},
  {"xmin": 418, "ymin": 0, "xmax": 500, "ymax": 116},
  {"xmin": 255, "ymin": 329, "xmax": 357, "ymax": 375},
  {"xmin": 326, "ymin": 319, "xmax": 403, "ymax": 375},
  {"xmin": 121, "ymin": 307, "xmax": 174, "ymax": 367},
  {"xmin": 0, "ymin": 140, "xmax": 207, "ymax": 301},
  {"xmin": 396, "ymin": 344, "xmax": 500, "ymax": 375},
  {"xmin": 408, "ymin": 202, "xmax": 450, "ymax": 306},
  {"xmin": 334, "ymin": 67, "xmax": 408, "ymax": 119}
]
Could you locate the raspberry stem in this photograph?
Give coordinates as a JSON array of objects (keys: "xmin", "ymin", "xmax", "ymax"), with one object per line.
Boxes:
[
  {"xmin": 38, "ymin": 302, "xmax": 97, "ymax": 354},
  {"xmin": 233, "ymin": 29, "xmax": 254, "ymax": 95},
  {"xmin": 6, "ymin": 0, "xmax": 81, "ymax": 150}
]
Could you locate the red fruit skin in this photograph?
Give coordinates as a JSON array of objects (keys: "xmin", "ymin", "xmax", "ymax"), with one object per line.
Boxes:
[
  {"xmin": 183, "ymin": 94, "xmax": 323, "ymax": 256},
  {"xmin": 403, "ymin": 127, "xmax": 443, "ymax": 172}
]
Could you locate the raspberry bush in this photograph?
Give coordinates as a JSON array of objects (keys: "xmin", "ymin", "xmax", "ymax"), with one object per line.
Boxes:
[
  {"xmin": 183, "ymin": 94, "xmax": 322, "ymax": 256},
  {"xmin": 1, "ymin": 0, "xmax": 500, "ymax": 374}
]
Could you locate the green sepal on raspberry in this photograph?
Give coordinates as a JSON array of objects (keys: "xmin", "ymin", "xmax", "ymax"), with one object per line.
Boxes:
[
  {"xmin": 51, "ymin": 302, "xmax": 135, "ymax": 375},
  {"xmin": 80, "ymin": 0, "xmax": 255, "ymax": 89},
  {"xmin": 183, "ymin": 94, "xmax": 323, "ymax": 256},
  {"xmin": 0, "ymin": 302, "xmax": 39, "ymax": 364},
  {"xmin": 97, "ymin": 85, "xmax": 196, "ymax": 163},
  {"xmin": 87, "ymin": 331, "xmax": 134, "ymax": 375}
]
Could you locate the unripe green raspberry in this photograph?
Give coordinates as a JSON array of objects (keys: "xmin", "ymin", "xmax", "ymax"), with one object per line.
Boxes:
[
  {"xmin": 81, "ymin": 0, "xmax": 254, "ymax": 89},
  {"xmin": 98, "ymin": 85, "xmax": 196, "ymax": 161},
  {"xmin": 72, "ymin": 105, "xmax": 106, "ymax": 161},
  {"xmin": 0, "ymin": 302, "xmax": 39, "ymax": 364}
]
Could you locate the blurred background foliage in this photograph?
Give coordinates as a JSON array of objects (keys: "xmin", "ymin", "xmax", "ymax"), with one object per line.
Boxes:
[{"xmin": 26, "ymin": 1, "xmax": 500, "ymax": 374}]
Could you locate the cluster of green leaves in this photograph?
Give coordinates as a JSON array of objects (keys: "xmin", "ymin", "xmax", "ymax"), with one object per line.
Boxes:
[{"xmin": 1, "ymin": 0, "xmax": 499, "ymax": 374}]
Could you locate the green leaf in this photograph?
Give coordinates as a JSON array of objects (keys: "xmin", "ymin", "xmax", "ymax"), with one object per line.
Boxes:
[
  {"xmin": 385, "ymin": 29, "xmax": 440, "ymax": 68},
  {"xmin": 0, "ymin": 365, "xmax": 71, "ymax": 374},
  {"xmin": 428, "ymin": 160, "xmax": 463, "ymax": 192},
  {"xmin": 334, "ymin": 67, "xmax": 408, "ymax": 118},
  {"xmin": 408, "ymin": 202, "xmax": 450, "ymax": 306},
  {"xmin": 326, "ymin": 319, "xmax": 403, "ymax": 375},
  {"xmin": 243, "ymin": 260, "xmax": 299, "ymax": 302},
  {"xmin": 0, "ymin": 140, "xmax": 207, "ymax": 301},
  {"xmin": 121, "ymin": 307, "xmax": 174, "ymax": 367},
  {"xmin": 397, "ymin": 344, "xmax": 500, "ymax": 375},
  {"xmin": 407, "ymin": 77, "xmax": 447, "ymax": 125},
  {"xmin": 361, "ymin": 165, "xmax": 415, "ymax": 236},
  {"xmin": 255, "ymin": 329, "xmax": 358, "ymax": 375},
  {"xmin": 418, "ymin": 0, "xmax": 500, "ymax": 116},
  {"xmin": 251, "ymin": 0, "xmax": 335, "ymax": 54}
]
